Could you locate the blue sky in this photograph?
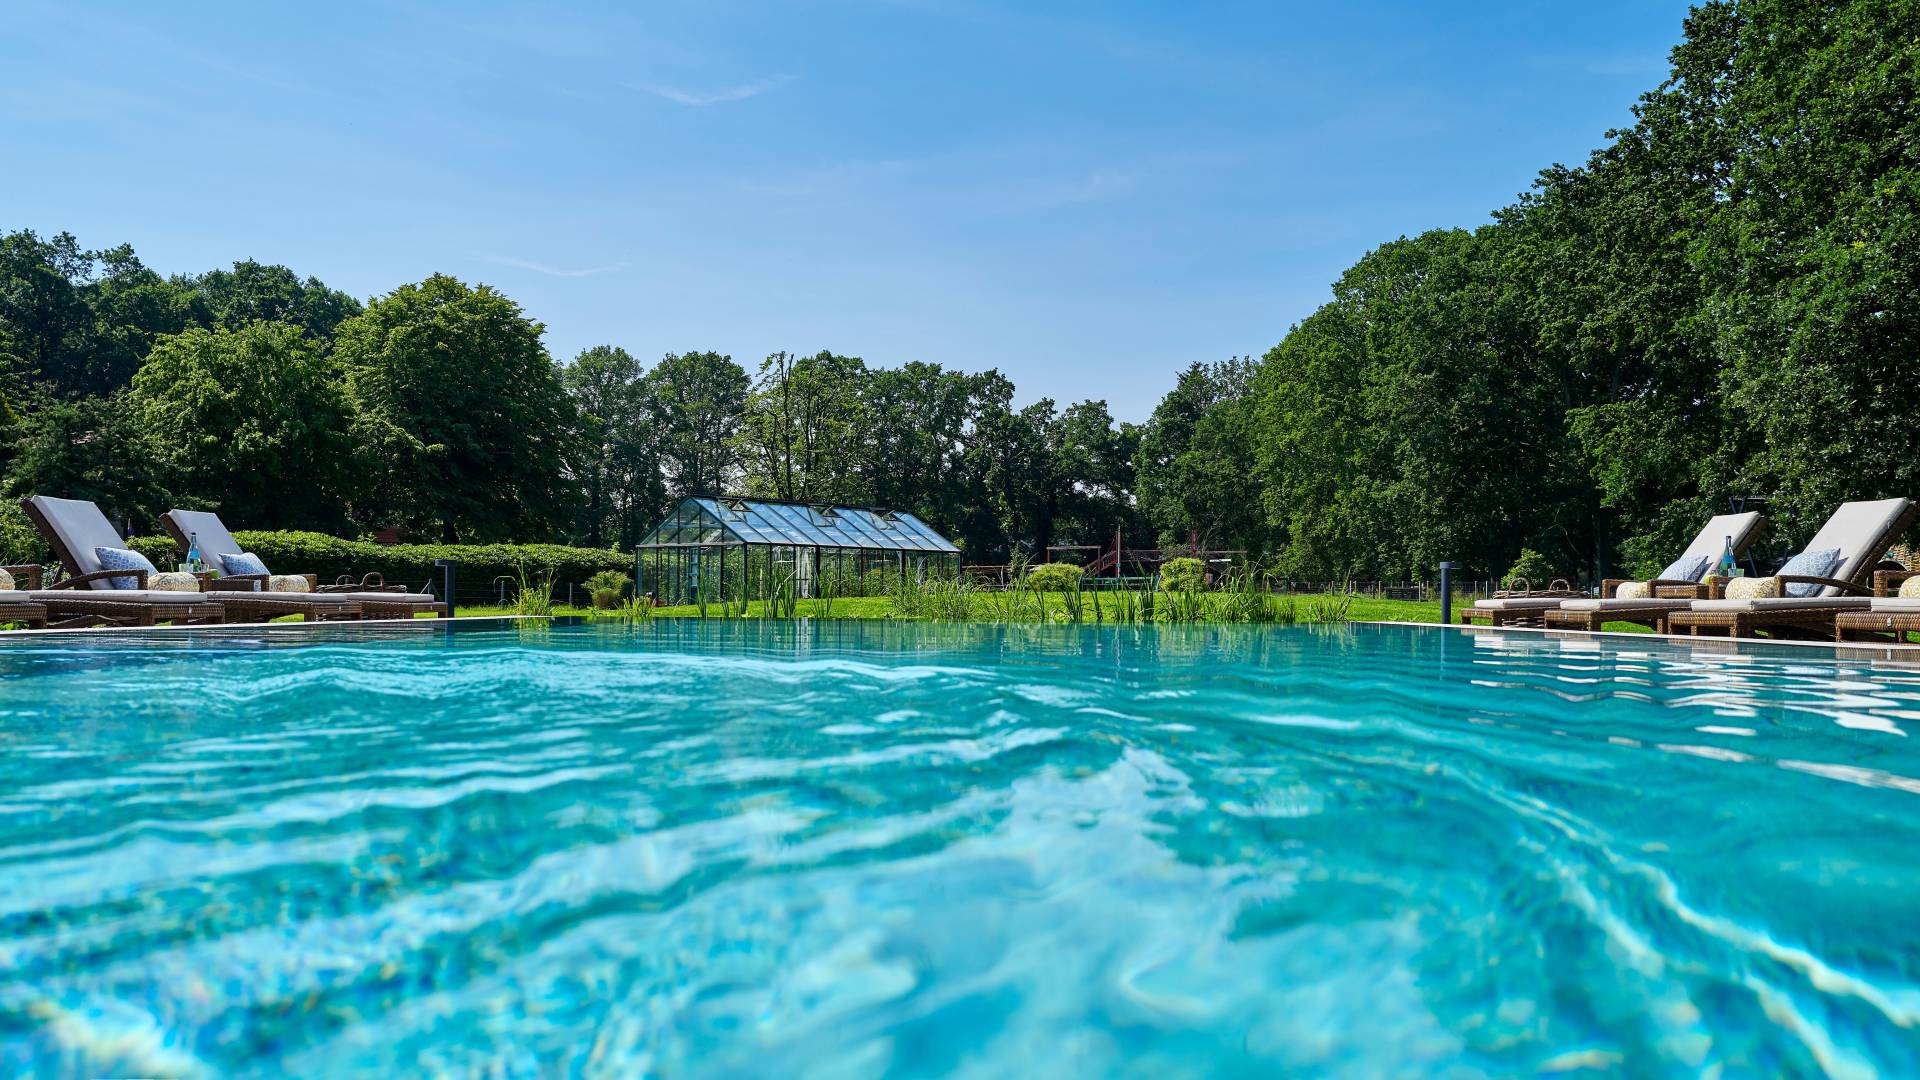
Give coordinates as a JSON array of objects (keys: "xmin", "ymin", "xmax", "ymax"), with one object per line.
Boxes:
[{"xmin": 3, "ymin": 0, "xmax": 1691, "ymax": 419}]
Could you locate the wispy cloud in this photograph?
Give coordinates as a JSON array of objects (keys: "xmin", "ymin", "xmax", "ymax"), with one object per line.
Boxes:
[
  {"xmin": 625, "ymin": 74, "xmax": 792, "ymax": 106},
  {"xmin": 478, "ymin": 254, "xmax": 631, "ymax": 278}
]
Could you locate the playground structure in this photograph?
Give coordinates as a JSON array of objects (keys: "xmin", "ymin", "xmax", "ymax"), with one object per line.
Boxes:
[{"xmin": 963, "ymin": 530, "xmax": 1246, "ymax": 590}]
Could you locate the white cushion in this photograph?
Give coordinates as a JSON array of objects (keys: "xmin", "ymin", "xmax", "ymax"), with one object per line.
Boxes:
[
  {"xmin": 1802, "ymin": 498, "xmax": 1912, "ymax": 595},
  {"xmin": 1868, "ymin": 598, "xmax": 1920, "ymax": 614},
  {"xmin": 0, "ymin": 590, "xmax": 34, "ymax": 603},
  {"xmin": 1690, "ymin": 597, "xmax": 1869, "ymax": 612},
  {"xmin": 28, "ymin": 589, "xmax": 209, "ymax": 603},
  {"xmin": 165, "ymin": 509, "xmax": 245, "ymax": 567},
  {"xmin": 322, "ymin": 591, "xmax": 439, "ymax": 604},
  {"xmin": 1560, "ymin": 598, "xmax": 1692, "ymax": 612},
  {"xmin": 1472, "ymin": 598, "xmax": 1566, "ymax": 611},
  {"xmin": 1678, "ymin": 512, "xmax": 1764, "ymax": 566}
]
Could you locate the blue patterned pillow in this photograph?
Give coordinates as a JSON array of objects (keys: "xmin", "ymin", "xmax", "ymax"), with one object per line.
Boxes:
[
  {"xmin": 221, "ymin": 551, "xmax": 270, "ymax": 577},
  {"xmin": 93, "ymin": 545, "xmax": 157, "ymax": 590},
  {"xmin": 1779, "ymin": 547, "xmax": 1840, "ymax": 598},
  {"xmin": 1658, "ymin": 553, "xmax": 1710, "ymax": 583}
]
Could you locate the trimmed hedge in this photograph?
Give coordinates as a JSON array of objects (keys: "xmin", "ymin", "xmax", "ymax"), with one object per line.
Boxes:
[{"xmin": 127, "ymin": 530, "xmax": 630, "ymax": 595}]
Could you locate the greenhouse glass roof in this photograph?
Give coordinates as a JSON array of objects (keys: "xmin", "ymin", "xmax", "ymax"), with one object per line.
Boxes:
[{"xmin": 637, "ymin": 497, "xmax": 960, "ymax": 554}]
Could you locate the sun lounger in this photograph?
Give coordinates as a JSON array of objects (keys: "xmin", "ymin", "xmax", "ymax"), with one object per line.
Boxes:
[
  {"xmin": 1668, "ymin": 498, "xmax": 1919, "ymax": 639},
  {"xmin": 162, "ymin": 509, "xmax": 448, "ymax": 619},
  {"xmin": 21, "ymin": 496, "xmax": 362, "ymax": 626},
  {"xmin": 1462, "ymin": 511, "xmax": 1764, "ymax": 630}
]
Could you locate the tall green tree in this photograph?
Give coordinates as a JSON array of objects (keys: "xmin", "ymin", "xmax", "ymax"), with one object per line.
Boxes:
[
  {"xmin": 647, "ymin": 350, "xmax": 748, "ymax": 498},
  {"xmin": 560, "ymin": 344, "xmax": 666, "ymax": 548},
  {"xmin": 735, "ymin": 351, "xmax": 870, "ymax": 503},
  {"xmin": 336, "ymin": 274, "xmax": 578, "ymax": 542},
  {"xmin": 129, "ymin": 322, "xmax": 356, "ymax": 531},
  {"xmin": 1135, "ymin": 359, "xmax": 1267, "ymax": 553}
]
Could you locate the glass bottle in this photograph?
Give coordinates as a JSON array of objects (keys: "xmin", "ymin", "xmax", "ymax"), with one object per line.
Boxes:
[{"xmin": 186, "ymin": 532, "xmax": 203, "ymax": 575}]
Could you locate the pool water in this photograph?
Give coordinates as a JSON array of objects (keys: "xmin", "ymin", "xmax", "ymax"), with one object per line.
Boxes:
[{"xmin": 4, "ymin": 620, "xmax": 1920, "ymax": 1077}]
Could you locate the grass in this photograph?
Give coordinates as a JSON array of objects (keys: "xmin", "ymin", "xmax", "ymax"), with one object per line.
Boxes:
[{"xmin": 434, "ymin": 592, "xmax": 1651, "ymax": 631}]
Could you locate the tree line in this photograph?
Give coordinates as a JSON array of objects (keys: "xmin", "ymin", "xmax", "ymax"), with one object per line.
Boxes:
[
  {"xmin": 1137, "ymin": 0, "xmax": 1920, "ymax": 580},
  {"xmin": 1, "ymin": 0, "xmax": 1909, "ymax": 578},
  {"xmin": 0, "ymin": 239, "xmax": 1139, "ymax": 562}
]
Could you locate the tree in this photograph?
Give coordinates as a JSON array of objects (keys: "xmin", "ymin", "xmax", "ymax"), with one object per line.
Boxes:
[
  {"xmin": 0, "ymin": 231, "xmax": 196, "ymax": 397},
  {"xmin": 336, "ymin": 274, "xmax": 578, "ymax": 542},
  {"xmin": 4, "ymin": 391, "xmax": 172, "ymax": 535},
  {"xmin": 647, "ymin": 350, "xmax": 748, "ymax": 498},
  {"xmin": 735, "ymin": 351, "xmax": 869, "ymax": 503},
  {"xmin": 129, "ymin": 322, "xmax": 356, "ymax": 531},
  {"xmin": 180, "ymin": 260, "xmax": 362, "ymax": 343},
  {"xmin": 1135, "ymin": 359, "xmax": 1267, "ymax": 553},
  {"xmin": 560, "ymin": 344, "xmax": 666, "ymax": 548}
]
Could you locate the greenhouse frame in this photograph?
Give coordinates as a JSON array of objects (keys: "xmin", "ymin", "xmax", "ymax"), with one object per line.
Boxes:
[{"xmin": 635, "ymin": 496, "xmax": 962, "ymax": 605}]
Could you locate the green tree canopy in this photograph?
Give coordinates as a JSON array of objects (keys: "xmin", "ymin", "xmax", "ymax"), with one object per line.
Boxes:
[
  {"xmin": 337, "ymin": 274, "xmax": 577, "ymax": 542},
  {"xmin": 129, "ymin": 322, "xmax": 356, "ymax": 531},
  {"xmin": 560, "ymin": 344, "xmax": 666, "ymax": 549}
]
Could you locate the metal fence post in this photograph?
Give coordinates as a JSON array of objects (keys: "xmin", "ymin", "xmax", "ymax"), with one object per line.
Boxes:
[
  {"xmin": 434, "ymin": 559, "xmax": 457, "ymax": 619},
  {"xmin": 1438, "ymin": 562, "xmax": 1457, "ymax": 626}
]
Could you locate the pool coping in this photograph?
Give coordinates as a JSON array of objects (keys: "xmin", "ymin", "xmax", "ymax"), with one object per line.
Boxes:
[
  {"xmin": 1382, "ymin": 619, "xmax": 1920, "ymax": 657},
  {"xmin": 0, "ymin": 615, "xmax": 553, "ymax": 638}
]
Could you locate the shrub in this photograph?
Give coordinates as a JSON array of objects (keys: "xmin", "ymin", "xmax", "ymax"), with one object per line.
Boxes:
[
  {"xmin": 126, "ymin": 530, "xmax": 630, "ymax": 599},
  {"xmin": 1022, "ymin": 562, "xmax": 1083, "ymax": 592},
  {"xmin": 1501, "ymin": 548, "xmax": 1554, "ymax": 589},
  {"xmin": 585, "ymin": 569, "xmax": 631, "ymax": 609},
  {"xmin": 1158, "ymin": 557, "xmax": 1207, "ymax": 591}
]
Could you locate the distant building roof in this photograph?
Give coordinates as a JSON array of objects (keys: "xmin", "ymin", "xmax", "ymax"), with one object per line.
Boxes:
[{"xmin": 637, "ymin": 496, "xmax": 960, "ymax": 554}]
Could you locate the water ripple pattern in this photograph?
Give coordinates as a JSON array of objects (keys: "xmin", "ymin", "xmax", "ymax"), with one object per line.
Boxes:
[{"xmin": 4, "ymin": 620, "xmax": 1920, "ymax": 1077}]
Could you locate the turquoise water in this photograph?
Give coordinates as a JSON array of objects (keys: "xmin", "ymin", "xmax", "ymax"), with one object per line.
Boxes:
[{"xmin": 4, "ymin": 620, "xmax": 1920, "ymax": 1077}]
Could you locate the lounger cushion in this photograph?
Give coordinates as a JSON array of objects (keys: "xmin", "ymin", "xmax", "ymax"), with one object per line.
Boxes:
[
  {"xmin": 93, "ymin": 546, "xmax": 157, "ymax": 589},
  {"xmin": 1691, "ymin": 597, "xmax": 1868, "ymax": 612},
  {"xmin": 0, "ymin": 590, "xmax": 32, "ymax": 602},
  {"xmin": 1724, "ymin": 576, "xmax": 1780, "ymax": 600},
  {"xmin": 1656, "ymin": 553, "xmax": 1711, "ymax": 585},
  {"xmin": 266, "ymin": 574, "xmax": 310, "ymax": 592},
  {"xmin": 149, "ymin": 571, "xmax": 200, "ymax": 592},
  {"xmin": 1868, "ymin": 598, "xmax": 1920, "ymax": 613},
  {"xmin": 1560, "ymin": 598, "xmax": 1691, "ymax": 612},
  {"xmin": 1614, "ymin": 581, "xmax": 1652, "ymax": 599},
  {"xmin": 1678, "ymin": 513, "xmax": 1764, "ymax": 565},
  {"xmin": 221, "ymin": 551, "xmax": 270, "ymax": 577},
  {"xmin": 325, "ymin": 591, "xmax": 439, "ymax": 604},
  {"xmin": 28, "ymin": 589, "xmax": 209, "ymax": 603},
  {"xmin": 1777, "ymin": 548, "xmax": 1840, "ymax": 598},
  {"xmin": 1804, "ymin": 498, "xmax": 1913, "ymax": 595},
  {"xmin": 1472, "ymin": 598, "xmax": 1566, "ymax": 611},
  {"xmin": 30, "ymin": 496, "xmax": 127, "ymax": 587}
]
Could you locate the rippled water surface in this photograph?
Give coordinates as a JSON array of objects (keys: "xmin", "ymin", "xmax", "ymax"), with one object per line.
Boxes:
[{"xmin": 5, "ymin": 619, "xmax": 1920, "ymax": 1077}]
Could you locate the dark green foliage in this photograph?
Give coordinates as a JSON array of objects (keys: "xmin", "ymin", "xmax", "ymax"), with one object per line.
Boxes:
[
  {"xmin": 336, "ymin": 274, "xmax": 579, "ymax": 543},
  {"xmin": 125, "ymin": 531, "xmax": 630, "ymax": 595},
  {"xmin": 561, "ymin": 345, "xmax": 668, "ymax": 549},
  {"xmin": 1501, "ymin": 549, "xmax": 1555, "ymax": 589},
  {"xmin": 130, "ymin": 322, "xmax": 354, "ymax": 532}
]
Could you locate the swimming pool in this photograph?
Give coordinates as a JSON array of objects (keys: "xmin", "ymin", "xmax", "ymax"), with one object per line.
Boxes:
[{"xmin": 3, "ymin": 619, "xmax": 1919, "ymax": 1076}]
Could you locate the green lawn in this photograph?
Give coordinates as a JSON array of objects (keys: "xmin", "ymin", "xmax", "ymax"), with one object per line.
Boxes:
[{"xmin": 441, "ymin": 593, "xmax": 1653, "ymax": 631}]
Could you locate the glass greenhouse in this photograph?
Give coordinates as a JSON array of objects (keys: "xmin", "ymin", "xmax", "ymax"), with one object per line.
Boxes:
[{"xmin": 635, "ymin": 496, "xmax": 961, "ymax": 605}]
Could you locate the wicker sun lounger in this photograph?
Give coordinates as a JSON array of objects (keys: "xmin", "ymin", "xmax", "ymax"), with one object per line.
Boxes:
[
  {"xmin": 162, "ymin": 509, "xmax": 448, "ymax": 619},
  {"xmin": 0, "ymin": 565, "xmax": 48, "ymax": 629},
  {"xmin": 22, "ymin": 496, "xmax": 361, "ymax": 626},
  {"xmin": 1667, "ymin": 498, "xmax": 1919, "ymax": 640},
  {"xmin": 1833, "ymin": 570, "xmax": 1920, "ymax": 643},
  {"xmin": 1463, "ymin": 512, "xmax": 1765, "ymax": 631}
]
